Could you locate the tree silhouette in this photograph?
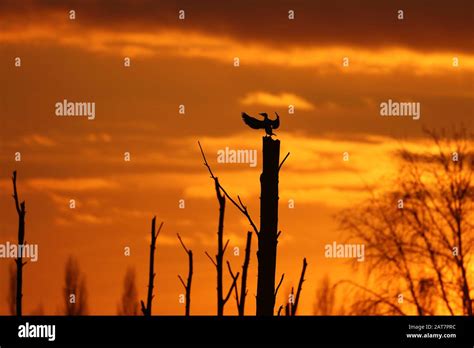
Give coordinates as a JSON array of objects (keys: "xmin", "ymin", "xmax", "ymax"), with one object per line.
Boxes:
[
  {"xmin": 63, "ymin": 256, "xmax": 88, "ymax": 315},
  {"xmin": 203, "ymin": 176, "xmax": 240, "ymax": 316},
  {"xmin": 256, "ymin": 137, "xmax": 281, "ymax": 315},
  {"xmin": 12, "ymin": 171, "xmax": 26, "ymax": 316},
  {"xmin": 177, "ymin": 233, "xmax": 193, "ymax": 316},
  {"xmin": 198, "ymin": 119, "xmax": 290, "ymax": 316},
  {"xmin": 232, "ymin": 231, "xmax": 252, "ymax": 316},
  {"xmin": 276, "ymin": 258, "xmax": 308, "ymax": 316},
  {"xmin": 313, "ymin": 275, "xmax": 340, "ymax": 315},
  {"xmin": 118, "ymin": 267, "xmax": 139, "ymax": 315},
  {"xmin": 141, "ymin": 217, "xmax": 163, "ymax": 316},
  {"xmin": 339, "ymin": 129, "xmax": 473, "ymax": 315},
  {"xmin": 291, "ymin": 258, "xmax": 308, "ymax": 316}
]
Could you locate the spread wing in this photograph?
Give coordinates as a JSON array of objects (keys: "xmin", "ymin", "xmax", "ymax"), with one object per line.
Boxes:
[
  {"xmin": 242, "ymin": 112, "xmax": 264, "ymax": 129},
  {"xmin": 271, "ymin": 112, "xmax": 280, "ymax": 129}
]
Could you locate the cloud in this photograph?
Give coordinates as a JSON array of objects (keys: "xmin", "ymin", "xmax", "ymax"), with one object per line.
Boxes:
[
  {"xmin": 27, "ymin": 177, "xmax": 117, "ymax": 192},
  {"xmin": 240, "ymin": 91, "xmax": 314, "ymax": 110},
  {"xmin": 1, "ymin": 11, "xmax": 473, "ymax": 74},
  {"xmin": 22, "ymin": 134, "xmax": 56, "ymax": 147},
  {"xmin": 55, "ymin": 213, "xmax": 113, "ymax": 225},
  {"xmin": 0, "ymin": 0, "xmax": 472, "ymax": 53}
]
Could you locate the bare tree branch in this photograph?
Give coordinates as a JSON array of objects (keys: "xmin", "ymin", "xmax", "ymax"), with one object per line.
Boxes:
[
  {"xmin": 238, "ymin": 231, "xmax": 252, "ymax": 315},
  {"xmin": 198, "ymin": 141, "xmax": 259, "ymax": 236},
  {"xmin": 227, "ymin": 261, "xmax": 240, "ymax": 309},
  {"xmin": 177, "ymin": 233, "xmax": 189, "ymax": 254},
  {"xmin": 279, "ymin": 152, "xmax": 290, "ymax": 171},
  {"xmin": 12, "ymin": 171, "xmax": 26, "ymax": 316},
  {"xmin": 274, "ymin": 273, "xmax": 285, "ymax": 298},
  {"xmin": 177, "ymin": 233, "xmax": 193, "ymax": 316},
  {"xmin": 205, "ymin": 252, "xmax": 217, "ymax": 267},
  {"xmin": 141, "ymin": 217, "xmax": 162, "ymax": 316},
  {"xmin": 291, "ymin": 258, "xmax": 308, "ymax": 316},
  {"xmin": 224, "ymin": 261, "xmax": 240, "ymax": 305}
]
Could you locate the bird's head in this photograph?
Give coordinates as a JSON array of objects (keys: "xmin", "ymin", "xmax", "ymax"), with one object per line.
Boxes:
[{"xmin": 259, "ymin": 112, "xmax": 268, "ymax": 118}]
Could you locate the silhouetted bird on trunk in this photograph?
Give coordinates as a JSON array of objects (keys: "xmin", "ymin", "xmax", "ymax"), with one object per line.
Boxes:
[{"xmin": 242, "ymin": 112, "xmax": 280, "ymax": 137}]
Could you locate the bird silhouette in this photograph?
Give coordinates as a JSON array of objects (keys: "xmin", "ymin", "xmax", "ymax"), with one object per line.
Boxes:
[{"xmin": 242, "ymin": 112, "xmax": 280, "ymax": 136}]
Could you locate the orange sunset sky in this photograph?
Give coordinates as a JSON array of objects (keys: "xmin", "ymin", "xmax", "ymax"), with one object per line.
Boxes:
[{"xmin": 0, "ymin": 0, "xmax": 473, "ymax": 315}]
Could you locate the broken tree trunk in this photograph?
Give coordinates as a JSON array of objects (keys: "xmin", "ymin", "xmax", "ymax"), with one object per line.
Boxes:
[
  {"xmin": 177, "ymin": 233, "xmax": 193, "ymax": 316},
  {"xmin": 238, "ymin": 231, "xmax": 252, "ymax": 316},
  {"xmin": 141, "ymin": 217, "xmax": 162, "ymax": 316},
  {"xmin": 256, "ymin": 136, "xmax": 280, "ymax": 316},
  {"xmin": 215, "ymin": 178, "xmax": 226, "ymax": 316},
  {"xmin": 291, "ymin": 258, "xmax": 308, "ymax": 316},
  {"xmin": 12, "ymin": 171, "xmax": 26, "ymax": 317},
  {"xmin": 205, "ymin": 178, "xmax": 239, "ymax": 316}
]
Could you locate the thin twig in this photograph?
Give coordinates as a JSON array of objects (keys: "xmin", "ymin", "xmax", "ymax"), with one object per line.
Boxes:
[
  {"xmin": 227, "ymin": 261, "xmax": 240, "ymax": 309},
  {"xmin": 178, "ymin": 275, "xmax": 186, "ymax": 289},
  {"xmin": 292, "ymin": 258, "xmax": 308, "ymax": 316},
  {"xmin": 274, "ymin": 273, "xmax": 285, "ymax": 298},
  {"xmin": 224, "ymin": 261, "xmax": 240, "ymax": 304},
  {"xmin": 279, "ymin": 152, "xmax": 290, "ymax": 171},
  {"xmin": 198, "ymin": 141, "xmax": 259, "ymax": 236},
  {"xmin": 223, "ymin": 239, "xmax": 230, "ymax": 254},
  {"xmin": 177, "ymin": 233, "xmax": 189, "ymax": 253},
  {"xmin": 205, "ymin": 252, "xmax": 217, "ymax": 267}
]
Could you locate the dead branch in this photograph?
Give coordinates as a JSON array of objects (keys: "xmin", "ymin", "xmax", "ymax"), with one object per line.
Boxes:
[
  {"xmin": 12, "ymin": 171, "xmax": 26, "ymax": 317},
  {"xmin": 291, "ymin": 258, "xmax": 308, "ymax": 316},
  {"xmin": 141, "ymin": 217, "xmax": 163, "ymax": 316},
  {"xmin": 225, "ymin": 261, "xmax": 240, "ymax": 305},
  {"xmin": 227, "ymin": 261, "xmax": 240, "ymax": 310},
  {"xmin": 177, "ymin": 233, "xmax": 193, "ymax": 316},
  {"xmin": 274, "ymin": 273, "xmax": 285, "ymax": 298},
  {"xmin": 279, "ymin": 152, "xmax": 290, "ymax": 171},
  {"xmin": 198, "ymin": 141, "xmax": 259, "ymax": 236},
  {"xmin": 237, "ymin": 231, "xmax": 252, "ymax": 315}
]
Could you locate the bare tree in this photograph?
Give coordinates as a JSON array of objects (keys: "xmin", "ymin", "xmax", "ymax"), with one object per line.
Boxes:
[
  {"xmin": 203, "ymin": 176, "xmax": 240, "ymax": 316},
  {"xmin": 141, "ymin": 217, "xmax": 163, "ymax": 316},
  {"xmin": 118, "ymin": 267, "xmax": 139, "ymax": 315},
  {"xmin": 12, "ymin": 171, "xmax": 26, "ymax": 316},
  {"xmin": 237, "ymin": 231, "xmax": 252, "ymax": 315},
  {"xmin": 339, "ymin": 129, "xmax": 473, "ymax": 315},
  {"xmin": 63, "ymin": 256, "xmax": 88, "ymax": 315},
  {"xmin": 277, "ymin": 258, "xmax": 308, "ymax": 316},
  {"xmin": 177, "ymin": 233, "xmax": 193, "ymax": 316},
  {"xmin": 291, "ymin": 258, "xmax": 308, "ymax": 316},
  {"xmin": 314, "ymin": 275, "xmax": 340, "ymax": 315},
  {"xmin": 199, "ymin": 140, "xmax": 289, "ymax": 316},
  {"xmin": 226, "ymin": 232, "xmax": 253, "ymax": 316},
  {"xmin": 277, "ymin": 286, "xmax": 292, "ymax": 317}
]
